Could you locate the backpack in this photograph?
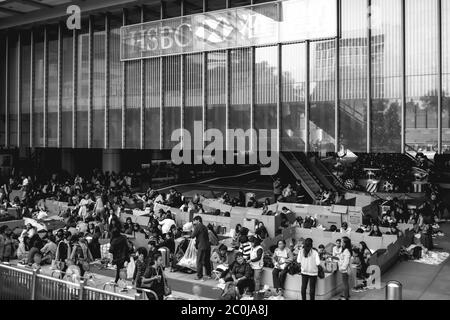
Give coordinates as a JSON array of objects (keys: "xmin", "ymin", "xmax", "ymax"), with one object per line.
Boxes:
[{"xmin": 412, "ymin": 246, "xmax": 422, "ymax": 260}]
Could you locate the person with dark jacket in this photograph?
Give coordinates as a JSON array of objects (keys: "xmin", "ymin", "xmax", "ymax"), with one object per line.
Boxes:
[
  {"xmin": 109, "ymin": 228, "xmax": 130, "ymax": 283},
  {"xmin": 223, "ymin": 252, "xmax": 254, "ymax": 295},
  {"xmin": 191, "ymin": 216, "xmax": 212, "ymax": 280}
]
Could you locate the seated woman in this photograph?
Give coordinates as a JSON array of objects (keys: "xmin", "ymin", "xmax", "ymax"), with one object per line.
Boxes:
[
  {"xmin": 359, "ymin": 241, "xmax": 372, "ymax": 265},
  {"xmin": 254, "ymin": 222, "xmax": 269, "ymax": 240},
  {"xmin": 272, "ymin": 240, "xmax": 293, "ymax": 295},
  {"xmin": 221, "ymin": 252, "xmax": 254, "ymax": 296},
  {"xmin": 351, "ymin": 248, "xmax": 368, "ymax": 280},
  {"xmin": 210, "ymin": 244, "xmax": 230, "ymax": 275},
  {"xmin": 123, "ymin": 217, "xmax": 134, "ymax": 235}
]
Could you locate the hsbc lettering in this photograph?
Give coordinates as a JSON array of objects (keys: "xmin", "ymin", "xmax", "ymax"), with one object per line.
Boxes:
[
  {"xmin": 120, "ymin": 0, "xmax": 337, "ymax": 60},
  {"xmin": 128, "ymin": 23, "xmax": 193, "ymax": 54}
]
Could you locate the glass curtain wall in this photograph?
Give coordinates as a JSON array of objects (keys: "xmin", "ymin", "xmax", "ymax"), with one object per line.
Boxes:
[
  {"xmin": 339, "ymin": 0, "xmax": 368, "ymax": 152},
  {"xmin": 144, "ymin": 58, "xmax": 161, "ymax": 149},
  {"xmin": 163, "ymin": 55, "xmax": 182, "ymax": 149},
  {"xmin": 92, "ymin": 15, "xmax": 106, "ymax": 149},
  {"xmin": 33, "ymin": 29, "xmax": 45, "ymax": 147},
  {"xmin": 370, "ymin": 0, "xmax": 402, "ymax": 153},
  {"xmin": 184, "ymin": 0, "xmax": 204, "ymax": 15},
  {"xmin": 0, "ymin": 36, "xmax": 5, "ymax": 147},
  {"xmin": 206, "ymin": 51, "xmax": 227, "ymax": 150},
  {"xmin": 281, "ymin": 42, "xmax": 306, "ymax": 151},
  {"xmin": 47, "ymin": 27, "xmax": 58, "ymax": 147},
  {"xmin": 207, "ymin": 0, "xmax": 226, "ymax": 11},
  {"xmin": 109, "ymin": 13, "xmax": 123, "ymax": 149},
  {"xmin": 442, "ymin": 0, "xmax": 450, "ymax": 153},
  {"xmin": 309, "ymin": 40, "xmax": 336, "ymax": 154},
  {"xmin": 61, "ymin": 27, "xmax": 73, "ymax": 148},
  {"xmin": 229, "ymin": 48, "xmax": 251, "ymax": 151},
  {"xmin": 405, "ymin": 0, "xmax": 439, "ymax": 155},
  {"xmin": 143, "ymin": 4, "xmax": 161, "ymax": 149},
  {"xmin": 255, "ymin": 46, "xmax": 278, "ymax": 152},
  {"xmin": 8, "ymin": 34, "xmax": 19, "ymax": 147},
  {"xmin": 184, "ymin": 54, "xmax": 203, "ymax": 147},
  {"xmin": 21, "ymin": 33, "xmax": 31, "ymax": 148},
  {"xmin": 125, "ymin": 8, "xmax": 141, "ymax": 149},
  {"xmin": 76, "ymin": 19, "xmax": 89, "ymax": 148}
]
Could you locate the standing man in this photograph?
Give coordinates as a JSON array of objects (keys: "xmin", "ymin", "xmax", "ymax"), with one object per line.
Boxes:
[
  {"xmin": 191, "ymin": 216, "xmax": 212, "ymax": 280},
  {"xmin": 273, "ymin": 177, "xmax": 282, "ymax": 203}
]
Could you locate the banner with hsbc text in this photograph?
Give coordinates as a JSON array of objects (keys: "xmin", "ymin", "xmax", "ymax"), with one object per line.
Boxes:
[{"xmin": 120, "ymin": 0, "xmax": 337, "ymax": 61}]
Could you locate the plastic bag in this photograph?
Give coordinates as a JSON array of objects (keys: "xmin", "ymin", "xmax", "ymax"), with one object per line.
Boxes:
[
  {"xmin": 177, "ymin": 239, "xmax": 197, "ymax": 271},
  {"xmin": 127, "ymin": 257, "xmax": 136, "ymax": 279}
]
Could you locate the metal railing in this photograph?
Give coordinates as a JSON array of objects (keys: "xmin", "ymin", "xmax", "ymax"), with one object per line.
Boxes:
[{"xmin": 0, "ymin": 263, "xmax": 158, "ymax": 300}]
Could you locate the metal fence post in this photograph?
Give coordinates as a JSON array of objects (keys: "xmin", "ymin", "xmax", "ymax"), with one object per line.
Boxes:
[
  {"xmin": 30, "ymin": 269, "xmax": 38, "ymax": 300},
  {"xmin": 79, "ymin": 279, "xmax": 86, "ymax": 300}
]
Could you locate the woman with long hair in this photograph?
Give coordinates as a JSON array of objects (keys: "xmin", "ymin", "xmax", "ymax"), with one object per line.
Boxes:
[
  {"xmin": 297, "ymin": 238, "xmax": 321, "ymax": 300},
  {"xmin": 359, "ymin": 241, "xmax": 372, "ymax": 265},
  {"xmin": 337, "ymin": 236, "xmax": 352, "ymax": 300}
]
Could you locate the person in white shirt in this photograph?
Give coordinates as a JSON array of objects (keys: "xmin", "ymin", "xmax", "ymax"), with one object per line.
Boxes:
[
  {"xmin": 297, "ymin": 238, "xmax": 321, "ymax": 300},
  {"xmin": 340, "ymin": 222, "xmax": 352, "ymax": 234},
  {"xmin": 159, "ymin": 215, "xmax": 176, "ymax": 235},
  {"xmin": 272, "ymin": 240, "xmax": 294, "ymax": 294},
  {"xmin": 336, "ymin": 236, "xmax": 352, "ymax": 300},
  {"xmin": 332, "ymin": 239, "xmax": 343, "ymax": 257},
  {"xmin": 248, "ymin": 236, "xmax": 264, "ymax": 292},
  {"xmin": 36, "ymin": 210, "xmax": 48, "ymax": 220}
]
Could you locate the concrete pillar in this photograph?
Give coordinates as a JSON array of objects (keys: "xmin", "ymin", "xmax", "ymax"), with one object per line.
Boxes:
[
  {"xmin": 102, "ymin": 149, "xmax": 121, "ymax": 174},
  {"xmin": 61, "ymin": 149, "xmax": 75, "ymax": 175}
]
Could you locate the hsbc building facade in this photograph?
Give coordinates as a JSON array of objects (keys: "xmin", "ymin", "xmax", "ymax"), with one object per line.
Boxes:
[{"xmin": 1, "ymin": 0, "xmax": 450, "ymax": 173}]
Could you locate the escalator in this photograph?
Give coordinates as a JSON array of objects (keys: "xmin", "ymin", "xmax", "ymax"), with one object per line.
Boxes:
[{"xmin": 279, "ymin": 152, "xmax": 328, "ymax": 201}]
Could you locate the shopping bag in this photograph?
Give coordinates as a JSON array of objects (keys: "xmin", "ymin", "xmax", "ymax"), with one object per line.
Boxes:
[
  {"xmin": 127, "ymin": 257, "xmax": 136, "ymax": 279},
  {"xmin": 177, "ymin": 239, "xmax": 197, "ymax": 271}
]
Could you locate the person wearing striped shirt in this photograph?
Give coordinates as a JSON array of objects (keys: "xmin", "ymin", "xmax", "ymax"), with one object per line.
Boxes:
[{"xmin": 238, "ymin": 235, "xmax": 252, "ymax": 261}]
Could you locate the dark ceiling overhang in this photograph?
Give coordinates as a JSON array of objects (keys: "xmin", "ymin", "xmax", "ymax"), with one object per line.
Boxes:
[{"xmin": 0, "ymin": 0, "xmax": 161, "ymax": 31}]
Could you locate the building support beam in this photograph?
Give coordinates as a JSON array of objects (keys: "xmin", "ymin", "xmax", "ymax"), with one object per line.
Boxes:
[
  {"xmin": 121, "ymin": 9, "xmax": 127, "ymax": 149},
  {"xmin": 180, "ymin": 54, "xmax": 185, "ymax": 150},
  {"xmin": 17, "ymin": 32, "xmax": 22, "ymax": 148},
  {"xmin": 225, "ymin": 49, "xmax": 230, "ymax": 151},
  {"xmin": 4, "ymin": 35, "xmax": 9, "ymax": 147},
  {"xmin": 43, "ymin": 26, "xmax": 48, "ymax": 148},
  {"xmin": 277, "ymin": 43, "xmax": 282, "ymax": 155},
  {"xmin": 88, "ymin": 15, "xmax": 93, "ymax": 149},
  {"xmin": 366, "ymin": 0, "xmax": 372, "ymax": 153},
  {"xmin": 250, "ymin": 46, "xmax": 255, "ymax": 152},
  {"xmin": 57, "ymin": 23, "xmax": 63, "ymax": 148},
  {"xmin": 438, "ymin": 0, "xmax": 443, "ymax": 154},
  {"xmin": 105, "ymin": 13, "xmax": 110, "ymax": 150},
  {"xmin": 72, "ymin": 28, "xmax": 78, "ymax": 149},
  {"xmin": 305, "ymin": 40, "xmax": 310, "ymax": 153},
  {"xmin": 160, "ymin": 56, "xmax": 164, "ymax": 150},
  {"xmin": 334, "ymin": 0, "xmax": 341, "ymax": 153},
  {"xmin": 140, "ymin": 6, "xmax": 145, "ymax": 150},
  {"xmin": 401, "ymin": 0, "xmax": 406, "ymax": 154},
  {"xmin": 30, "ymin": 31, "xmax": 34, "ymax": 148}
]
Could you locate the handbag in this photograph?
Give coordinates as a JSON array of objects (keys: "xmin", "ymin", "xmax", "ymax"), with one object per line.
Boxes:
[
  {"xmin": 163, "ymin": 273, "xmax": 172, "ymax": 296},
  {"xmin": 317, "ymin": 265, "xmax": 325, "ymax": 279}
]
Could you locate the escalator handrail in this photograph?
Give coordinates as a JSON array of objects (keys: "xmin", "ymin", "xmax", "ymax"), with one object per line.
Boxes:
[{"xmin": 279, "ymin": 152, "xmax": 321, "ymax": 200}]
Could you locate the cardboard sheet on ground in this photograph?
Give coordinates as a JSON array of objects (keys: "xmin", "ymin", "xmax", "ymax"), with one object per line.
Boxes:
[{"xmin": 412, "ymin": 251, "xmax": 450, "ymax": 265}]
